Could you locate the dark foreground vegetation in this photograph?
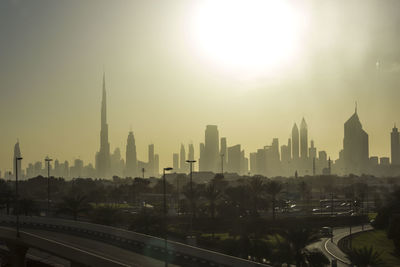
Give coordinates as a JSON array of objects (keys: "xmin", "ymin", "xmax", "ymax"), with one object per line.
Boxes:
[{"xmin": 0, "ymin": 173, "xmax": 399, "ymax": 266}]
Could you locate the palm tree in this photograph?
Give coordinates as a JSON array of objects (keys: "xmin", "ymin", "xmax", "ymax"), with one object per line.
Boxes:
[
  {"xmin": 203, "ymin": 182, "xmax": 222, "ymax": 238},
  {"xmin": 305, "ymin": 249, "xmax": 330, "ymax": 267},
  {"xmin": 266, "ymin": 180, "xmax": 283, "ymax": 220},
  {"xmin": 347, "ymin": 246, "xmax": 385, "ymax": 267},
  {"xmin": 282, "ymin": 227, "xmax": 322, "ymax": 267},
  {"xmin": 247, "ymin": 176, "xmax": 265, "ymax": 216},
  {"xmin": 57, "ymin": 194, "xmax": 89, "ymax": 220}
]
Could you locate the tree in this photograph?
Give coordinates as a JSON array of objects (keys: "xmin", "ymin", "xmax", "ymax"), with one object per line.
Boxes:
[
  {"xmin": 346, "ymin": 246, "xmax": 385, "ymax": 267},
  {"xmin": 90, "ymin": 204, "xmax": 122, "ymax": 226},
  {"xmin": 247, "ymin": 176, "xmax": 265, "ymax": 216},
  {"xmin": 0, "ymin": 181, "xmax": 13, "ymax": 215},
  {"xmin": 57, "ymin": 193, "xmax": 90, "ymax": 220},
  {"xmin": 281, "ymin": 227, "xmax": 322, "ymax": 267},
  {"xmin": 203, "ymin": 182, "xmax": 222, "ymax": 238},
  {"xmin": 17, "ymin": 198, "xmax": 37, "ymax": 216},
  {"xmin": 266, "ymin": 180, "xmax": 283, "ymax": 220},
  {"xmin": 305, "ymin": 249, "xmax": 330, "ymax": 267}
]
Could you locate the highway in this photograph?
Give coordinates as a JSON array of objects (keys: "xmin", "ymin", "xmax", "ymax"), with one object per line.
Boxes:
[
  {"xmin": 17, "ymin": 227, "xmax": 179, "ymax": 267},
  {"xmin": 308, "ymin": 225, "xmax": 373, "ymax": 267}
]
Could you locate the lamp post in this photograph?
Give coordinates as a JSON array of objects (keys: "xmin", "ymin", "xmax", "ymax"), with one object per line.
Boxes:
[
  {"xmin": 186, "ymin": 160, "xmax": 196, "ymax": 238},
  {"xmin": 163, "ymin": 167, "xmax": 173, "ymax": 267},
  {"xmin": 15, "ymin": 157, "xmax": 23, "ymax": 238},
  {"xmin": 45, "ymin": 157, "xmax": 53, "ymax": 216}
]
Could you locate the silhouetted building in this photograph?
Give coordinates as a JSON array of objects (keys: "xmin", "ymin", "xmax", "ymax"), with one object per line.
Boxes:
[
  {"xmin": 249, "ymin": 152, "xmax": 257, "ymax": 175},
  {"xmin": 220, "ymin": 137, "xmax": 227, "ymax": 170},
  {"xmin": 391, "ymin": 125, "xmax": 400, "ymax": 165},
  {"xmin": 309, "ymin": 140, "xmax": 316, "ymax": 160},
  {"xmin": 199, "ymin": 143, "xmax": 205, "ymax": 171},
  {"xmin": 125, "ymin": 131, "xmax": 137, "ymax": 177},
  {"xmin": 111, "ymin": 148, "xmax": 124, "ymax": 177},
  {"xmin": 380, "ymin": 157, "xmax": 390, "ymax": 166},
  {"xmin": 173, "ymin": 153, "xmax": 179, "ymax": 171},
  {"xmin": 300, "ymin": 118, "xmax": 308, "ymax": 160},
  {"xmin": 343, "ymin": 107, "xmax": 369, "ymax": 174},
  {"xmin": 292, "ymin": 123, "xmax": 299, "ymax": 160},
  {"xmin": 180, "ymin": 144, "xmax": 187, "ymax": 173},
  {"xmin": 95, "ymin": 73, "xmax": 111, "ymax": 178},
  {"xmin": 154, "ymin": 154, "xmax": 159, "ymax": 176},
  {"xmin": 227, "ymin": 144, "xmax": 241, "ymax": 174},
  {"xmin": 203, "ymin": 125, "xmax": 219, "ymax": 172},
  {"xmin": 148, "ymin": 144, "xmax": 155, "ymax": 176},
  {"xmin": 188, "ymin": 144, "xmax": 194, "ymax": 161}
]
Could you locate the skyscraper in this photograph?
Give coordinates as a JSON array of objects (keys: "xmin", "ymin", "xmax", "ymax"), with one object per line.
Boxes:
[
  {"xmin": 179, "ymin": 144, "xmax": 187, "ymax": 173},
  {"xmin": 220, "ymin": 137, "xmax": 227, "ymax": 169},
  {"xmin": 204, "ymin": 125, "xmax": 219, "ymax": 172},
  {"xmin": 148, "ymin": 144, "xmax": 155, "ymax": 176},
  {"xmin": 13, "ymin": 140, "xmax": 22, "ymax": 178},
  {"xmin": 309, "ymin": 140, "xmax": 316, "ymax": 160},
  {"xmin": 391, "ymin": 125, "xmax": 400, "ymax": 165},
  {"xmin": 343, "ymin": 106, "xmax": 369, "ymax": 174},
  {"xmin": 173, "ymin": 153, "xmax": 179, "ymax": 171},
  {"xmin": 227, "ymin": 144, "xmax": 241, "ymax": 174},
  {"xmin": 300, "ymin": 118, "xmax": 308, "ymax": 159},
  {"xmin": 292, "ymin": 123, "xmax": 299, "ymax": 160},
  {"xmin": 95, "ymin": 73, "xmax": 111, "ymax": 178},
  {"xmin": 188, "ymin": 143, "xmax": 194, "ymax": 161},
  {"xmin": 125, "ymin": 131, "xmax": 137, "ymax": 177}
]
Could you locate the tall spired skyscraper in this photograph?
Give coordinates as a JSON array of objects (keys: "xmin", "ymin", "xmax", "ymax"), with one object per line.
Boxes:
[
  {"xmin": 300, "ymin": 118, "xmax": 308, "ymax": 159},
  {"xmin": 292, "ymin": 123, "xmax": 299, "ymax": 160},
  {"xmin": 125, "ymin": 131, "xmax": 137, "ymax": 177},
  {"xmin": 95, "ymin": 73, "xmax": 111, "ymax": 178},
  {"xmin": 343, "ymin": 106, "xmax": 369, "ymax": 174}
]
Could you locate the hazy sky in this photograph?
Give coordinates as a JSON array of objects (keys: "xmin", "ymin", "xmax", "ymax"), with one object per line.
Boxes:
[{"xmin": 1, "ymin": 0, "xmax": 400, "ymax": 173}]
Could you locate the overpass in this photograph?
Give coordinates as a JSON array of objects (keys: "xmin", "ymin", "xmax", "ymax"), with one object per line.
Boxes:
[{"xmin": 0, "ymin": 215, "xmax": 271, "ymax": 267}]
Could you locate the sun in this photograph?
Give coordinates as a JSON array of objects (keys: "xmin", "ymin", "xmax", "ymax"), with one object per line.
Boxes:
[{"xmin": 190, "ymin": 0, "xmax": 306, "ymax": 77}]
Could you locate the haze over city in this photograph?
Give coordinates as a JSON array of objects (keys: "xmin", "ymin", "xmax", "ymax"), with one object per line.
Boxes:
[{"xmin": 2, "ymin": 0, "xmax": 400, "ymax": 173}]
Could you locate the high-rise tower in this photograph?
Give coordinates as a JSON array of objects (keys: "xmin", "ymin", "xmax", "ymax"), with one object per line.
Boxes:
[
  {"xmin": 125, "ymin": 131, "xmax": 137, "ymax": 177},
  {"xmin": 300, "ymin": 118, "xmax": 308, "ymax": 159},
  {"xmin": 180, "ymin": 144, "xmax": 187, "ymax": 172},
  {"xmin": 95, "ymin": 73, "xmax": 111, "ymax": 178},
  {"xmin": 292, "ymin": 123, "xmax": 299, "ymax": 160},
  {"xmin": 391, "ymin": 125, "xmax": 400, "ymax": 165},
  {"xmin": 204, "ymin": 125, "xmax": 219, "ymax": 172},
  {"xmin": 343, "ymin": 106, "xmax": 369, "ymax": 174}
]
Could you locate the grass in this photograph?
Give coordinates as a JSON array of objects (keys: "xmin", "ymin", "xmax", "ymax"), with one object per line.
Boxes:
[
  {"xmin": 368, "ymin": 212, "xmax": 377, "ymax": 220},
  {"xmin": 351, "ymin": 230, "xmax": 400, "ymax": 266}
]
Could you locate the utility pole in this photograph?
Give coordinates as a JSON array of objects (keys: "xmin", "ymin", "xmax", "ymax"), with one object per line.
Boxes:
[
  {"xmin": 186, "ymin": 160, "xmax": 196, "ymax": 239},
  {"xmin": 45, "ymin": 157, "xmax": 53, "ymax": 216},
  {"xmin": 15, "ymin": 157, "xmax": 23, "ymax": 238},
  {"xmin": 163, "ymin": 167, "xmax": 173, "ymax": 267}
]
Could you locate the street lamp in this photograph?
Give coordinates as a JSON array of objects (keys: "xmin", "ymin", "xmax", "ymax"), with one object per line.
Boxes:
[
  {"xmin": 15, "ymin": 156, "xmax": 23, "ymax": 238},
  {"xmin": 186, "ymin": 160, "xmax": 196, "ymax": 239},
  {"xmin": 163, "ymin": 167, "xmax": 173, "ymax": 267},
  {"xmin": 45, "ymin": 157, "xmax": 53, "ymax": 216}
]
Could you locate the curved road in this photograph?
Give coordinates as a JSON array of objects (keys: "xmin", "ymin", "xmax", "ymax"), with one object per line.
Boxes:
[
  {"xmin": 14, "ymin": 227, "xmax": 179, "ymax": 267},
  {"xmin": 308, "ymin": 225, "xmax": 372, "ymax": 267}
]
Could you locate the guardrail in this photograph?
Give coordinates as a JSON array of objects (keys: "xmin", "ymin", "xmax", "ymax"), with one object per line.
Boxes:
[
  {"xmin": 0, "ymin": 226, "xmax": 129, "ymax": 267},
  {"xmin": 0, "ymin": 215, "xmax": 271, "ymax": 267}
]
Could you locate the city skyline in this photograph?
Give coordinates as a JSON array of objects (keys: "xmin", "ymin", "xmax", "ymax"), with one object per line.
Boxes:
[
  {"xmin": 3, "ymin": 76, "xmax": 400, "ymax": 178},
  {"xmin": 2, "ymin": 0, "xmax": 400, "ymax": 174}
]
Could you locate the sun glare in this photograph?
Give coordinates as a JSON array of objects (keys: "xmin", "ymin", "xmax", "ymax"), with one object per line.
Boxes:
[{"xmin": 191, "ymin": 0, "xmax": 306, "ymax": 77}]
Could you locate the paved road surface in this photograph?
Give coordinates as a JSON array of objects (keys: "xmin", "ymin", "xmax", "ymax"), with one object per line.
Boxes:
[
  {"xmin": 20, "ymin": 228, "xmax": 179, "ymax": 267},
  {"xmin": 308, "ymin": 225, "xmax": 373, "ymax": 267}
]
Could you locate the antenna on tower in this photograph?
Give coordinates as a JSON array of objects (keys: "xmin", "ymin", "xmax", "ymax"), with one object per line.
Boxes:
[{"xmin": 355, "ymin": 101, "xmax": 358, "ymax": 114}]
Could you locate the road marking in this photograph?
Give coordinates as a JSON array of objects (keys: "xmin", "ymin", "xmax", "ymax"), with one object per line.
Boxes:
[{"xmin": 323, "ymin": 238, "xmax": 349, "ymax": 264}]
